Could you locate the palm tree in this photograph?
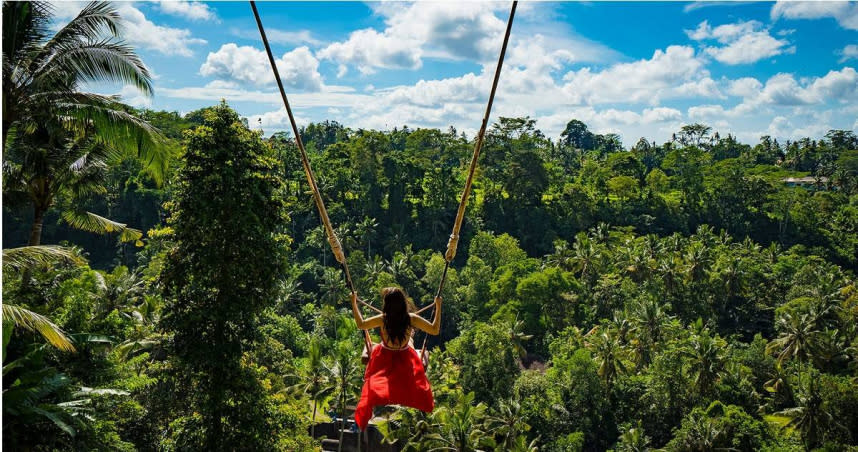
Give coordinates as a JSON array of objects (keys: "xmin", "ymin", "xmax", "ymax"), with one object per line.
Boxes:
[
  {"xmin": 386, "ymin": 256, "xmax": 408, "ymax": 283},
  {"xmin": 670, "ymin": 410, "xmax": 725, "ymax": 452},
  {"xmin": 766, "ymin": 311, "xmax": 821, "ymax": 387},
  {"xmin": 775, "ymin": 372, "xmax": 835, "ymax": 451},
  {"xmin": 615, "ymin": 420, "xmax": 651, "ymax": 452},
  {"xmin": 2, "ymin": 246, "xmax": 82, "ymax": 353},
  {"xmin": 545, "ymin": 239, "xmax": 575, "ymax": 270},
  {"xmin": 571, "ymin": 234, "xmax": 601, "ymax": 283},
  {"xmin": 683, "ymin": 328, "xmax": 726, "ymax": 397},
  {"xmin": 3, "ymin": 2, "xmax": 159, "ymax": 147},
  {"xmin": 486, "ymin": 398, "xmax": 531, "ymax": 450},
  {"xmin": 363, "ymin": 255, "xmax": 385, "ymax": 291},
  {"xmin": 3, "ymin": 1, "xmax": 166, "ymax": 246},
  {"xmin": 684, "ymin": 242, "xmax": 712, "ymax": 285},
  {"xmin": 290, "ymin": 338, "xmax": 335, "ymax": 439},
  {"xmin": 326, "ymin": 341, "xmax": 362, "ymax": 452},
  {"xmin": 630, "ymin": 298, "xmax": 670, "ymax": 346},
  {"xmin": 587, "ymin": 329, "xmax": 627, "ymax": 391},
  {"xmin": 628, "ymin": 298, "xmax": 673, "ymax": 370},
  {"xmin": 425, "ymin": 391, "xmax": 494, "ymax": 451},
  {"xmin": 503, "ymin": 317, "xmax": 533, "ymax": 360},
  {"xmin": 320, "ymin": 266, "xmax": 347, "ymax": 307},
  {"xmin": 355, "ymin": 216, "xmax": 378, "ymax": 257}
]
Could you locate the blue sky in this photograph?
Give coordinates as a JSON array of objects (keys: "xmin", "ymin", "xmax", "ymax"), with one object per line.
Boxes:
[{"xmin": 51, "ymin": 1, "xmax": 858, "ymax": 145}]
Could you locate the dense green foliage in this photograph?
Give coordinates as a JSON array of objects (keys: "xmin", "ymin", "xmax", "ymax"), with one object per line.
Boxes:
[
  {"xmin": 157, "ymin": 103, "xmax": 301, "ymax": 449},
  {"xmin": 3, "ymin": 3, "xmax": 858, "ymax": 451}
]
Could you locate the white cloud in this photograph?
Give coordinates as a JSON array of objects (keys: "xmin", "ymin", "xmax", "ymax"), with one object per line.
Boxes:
[
  {"xmin": 116, "ymin": 4, "xmax": 206, "ymax": 57},
  {"xmin": 727, "ymin": 77, "xmax": 763, "ymax": 97},
  {"xmin": 642, "ymin": 107, "xmax": 683, "ymax": 123},
  {"xmin": 805, "ymin": 67, "xmax": 858, "ymax": 101},
  {"xmin": 200, "ymin": 44, "xmax": 323, "ymax": 92},
  {"xmin": 839, "ymin": 44, "xmax": 858, "ymax": 63},
  {"xmin": 687, "ymin": 20, "xmax": 793, "ymax": 65},
  {"xmin": 158, "ymin": 84, "xmax": 369, "ymax": 108},
  {"xmin": 47, "ymin": 2, "xmax": 206, "ymax": 56},
  {"xmin": 49, "ymin": 1, "xmax": 89, "ymax": 20},
  {"xmin": 729, "ymin": 68, "xmax": 858, "ymax": 108},
  {"xmin": 263, "ymin": 29, "xmax": 321, "ymax": 47},
  {"xmin": 318, "ymin": 2, "xmax": 612, "ymax": 75},
  {"xmin": 771, "ymin": 1, "xmax": 858, "ymax": 30},
  {"xmin": 756, "ymin": 73, "xmax": 817, "ymax": 105},
  {"xmin": 686, "ymin": 68, "xmax": 858, "ymax": 141},
  {"xmin": 117, "ymin": 84, "xmax": 152, "ymax": 108},
  {"xmin": 379, "ymin": 72, "xmax": 487, "ymax": 107},
  {"xmin": 561, "ymin": 46, "xmax": 718, "ymax": 105},
  {"xmin": 157, "ymin": 1, "xmax": 217, "ymax": 22},
  {"xmin": 246, "ymin": 108, "xmax": 311, "ymax": 132},
  {"xmin": 688, "ymin": 104, "xmax": 729, "ymax": 120},
  {"xmin": 318, "ymin": 28, "xmax": 422, "ymax": 74},
  {"xmin": 683, "ymin": 2, "xmax": 737, "ymax": 13},
  {"xmin": 229, "ymin": 27, "xmax": 322, "ymax": 47},
  {"xmin": 383, "ymin": 3, "xmax": 507, "ymax": 62}
]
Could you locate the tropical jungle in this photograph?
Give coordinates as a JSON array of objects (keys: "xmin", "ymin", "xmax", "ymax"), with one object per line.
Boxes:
[{"xmin": 3, "ymin": 2, "xmax": 858, "ymax": 451}]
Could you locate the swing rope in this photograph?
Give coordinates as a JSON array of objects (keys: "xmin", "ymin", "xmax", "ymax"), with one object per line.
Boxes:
[
  {"xmin": 419, "ymin": 1, "xmax": 517, "ymax": 361},
  {"xmin": 251, "ymin": 0, "xmax": 517, "ymax": 360},
  {"xmin": 250, "ymin": 1, "xmax": 374, "ymax": 352}
]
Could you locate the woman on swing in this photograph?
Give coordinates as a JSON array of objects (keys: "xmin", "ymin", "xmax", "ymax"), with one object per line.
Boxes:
[{"xmin": 351, "ymin": 287, "xmax": 442, "ymax": 430}]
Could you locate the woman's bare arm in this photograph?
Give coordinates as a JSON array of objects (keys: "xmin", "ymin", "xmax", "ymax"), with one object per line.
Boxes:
[
  {"xmin": 351, "ymin": 292, "xmax": 383, "ymax": 330},
  {"xmin": 410, "ymin": 296, "xmax": 442, "ymax": 335}
]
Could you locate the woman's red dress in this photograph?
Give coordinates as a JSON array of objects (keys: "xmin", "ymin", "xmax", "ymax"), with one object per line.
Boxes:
[{"xmin": 354, "ymin": 343, "xmax": 434, "ymax": 430}]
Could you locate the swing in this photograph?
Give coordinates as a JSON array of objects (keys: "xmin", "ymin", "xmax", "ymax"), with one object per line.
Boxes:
[{"xmin": 251, "ymin": 0, "xmax": 517, "ymax": 428}]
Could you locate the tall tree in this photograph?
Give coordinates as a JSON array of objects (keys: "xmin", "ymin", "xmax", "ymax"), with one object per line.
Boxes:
[{"xmin": 159, "ymin": 103, "xmax": 289, "ymax": 450}]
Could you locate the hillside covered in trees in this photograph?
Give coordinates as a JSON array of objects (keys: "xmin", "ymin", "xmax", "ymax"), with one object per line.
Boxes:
[{"xmin": 4, "ymin": 2, "xmax": 858, "ymax": 451}]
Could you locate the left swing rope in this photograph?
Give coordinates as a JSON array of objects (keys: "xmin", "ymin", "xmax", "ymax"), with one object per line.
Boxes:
[{"xmin": 249, "ymin": 1, "xmax": 375, "ymax": 355}]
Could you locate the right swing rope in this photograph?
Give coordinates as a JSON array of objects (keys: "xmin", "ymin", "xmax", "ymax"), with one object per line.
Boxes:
[{"xmin": 419, "ymin": 1, "xmax": 518, "ymax": 362}]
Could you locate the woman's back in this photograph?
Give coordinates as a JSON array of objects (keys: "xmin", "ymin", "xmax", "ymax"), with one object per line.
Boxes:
[{"xmin": 379, "ymin": 322, "xmax": 413, "ymax": 350}]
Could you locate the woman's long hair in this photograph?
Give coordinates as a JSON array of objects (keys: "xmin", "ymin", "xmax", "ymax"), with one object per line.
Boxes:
[{"xmin": 381, "ymin": 287, "xmax": 415, "ymax": 345}]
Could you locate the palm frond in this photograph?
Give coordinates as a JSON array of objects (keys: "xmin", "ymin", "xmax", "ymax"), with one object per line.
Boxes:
[
  {"xmin": 53, "ymin": 93, "xmax": 167, "ymax": 183},
  {"xmin": 2, "ymin": 2, "xmax": 53, "ymax": 71},
  {"xmin": 114, "ymin": 338, "xmax": 158, "ymax": 361},
  {"xmin": 43, "ymin": 2, "xmax": 121, "ymax": 49},
  {"xmin": 60, "ymin": 210, "xmax": 142, "ymax": 242},
  {"xmin": 2, "ymin": 304, "xmax": 76, "ymax": 352},
  {"xmin": 73, "ymin": 387, "xmax": 129, "ymax": 397},
  {"xmin": 31, "ymin": 406, "xmax": 77, "ymax": 436},
  {"xmin": 39, "ymin": 39, "xmax": 152, "ymax": 96},
  {"xmin": 2, "ymin": 245, "xmax": 84, "ymax": 272}
]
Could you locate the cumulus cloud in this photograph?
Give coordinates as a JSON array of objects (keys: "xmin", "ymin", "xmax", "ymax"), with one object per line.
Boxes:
[
  {"xmin": 318, "ymin": 28, "xmax": 423, "ymax": 75},
  {"xmin": 157, "ymin": 1, "xmax": 217, "ymax": 22},
  {"xmin": 771, "ymin": 1, "xmax": 858, "ymax": 30},
  {"xmin": 688, "ymin": 68, "xmax": 858, "ymax": 138},
  {"xmin": 246, "ymin": 108, "xmax": 311, "ymax": 132},
  {"xmin": 731, "ymin": 67, "xmax": 857, "ymax": 108},
  {"xmin": 318, "ymin": 3, "xmax": 608, "ymax": 75},
  {"xmin": 200, "ymin": 44, "xmax": 323, "ymax": 92},
  {"xmin": 117, "ymin": 84, "xmax": 152, "ymax": 108},
  {"xmin": 48, "ymin": 2, "xmax": 206, "ymax": 56},
  {"xmin": 317, "ymin": 3, "xmax": 506, "ymax": 74},
  {"xmin": 687, "ymin": 20, "xmax": 794, "ymax": 65},
  {"xmin": 229, "ymin": 27, "xmax": 321, "ymax": 46},
  {"xmin": 727, "ymin": 77, "xmax": 763, "ymax": 97},
  {"xmin": 561, "ymin": 46, "xmax": 718, "ymax": 105},
  {"xmin": 117, "ymin": 4, "xmax": 206, "ymax": 56},
  {"xmin": 839, "ymin": 44, "xmax": 858, "ymax": 63}
]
